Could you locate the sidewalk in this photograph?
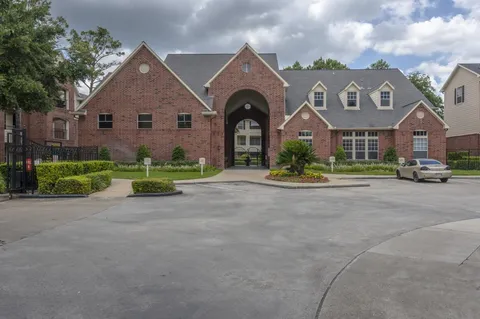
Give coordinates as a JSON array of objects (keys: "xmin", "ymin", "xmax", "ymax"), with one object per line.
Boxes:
[
  {"xmin": 89, "ymin": 179, "xmax": 132, "ymax": 198},
  {"xmin": 319, "ymin": 218, "xmax": 480, "ymax": 319}
]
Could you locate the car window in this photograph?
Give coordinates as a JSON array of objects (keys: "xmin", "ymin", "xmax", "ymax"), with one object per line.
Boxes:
[
  {"xmin": 419, "ymin": 159, "xmax": 441, "ymax": 165},
  {"xmin": 407, "ymin": 160, "xmax": 417, "ymax": 167}
]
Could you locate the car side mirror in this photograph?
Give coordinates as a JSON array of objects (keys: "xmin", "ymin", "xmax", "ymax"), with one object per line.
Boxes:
[{"xmin": 401, "ymin": 163, "xmax": 406, "ymax": 167}]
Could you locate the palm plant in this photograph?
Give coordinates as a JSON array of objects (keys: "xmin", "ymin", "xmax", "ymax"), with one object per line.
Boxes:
[{"xmin": 276, "ymin": 140, "xmax": 319, "ymax": 175}]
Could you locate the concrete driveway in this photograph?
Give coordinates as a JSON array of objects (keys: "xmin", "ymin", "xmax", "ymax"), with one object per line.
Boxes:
[{"xmin": 1, "ymin": 179, "xmax": 480, "ymax": 318}]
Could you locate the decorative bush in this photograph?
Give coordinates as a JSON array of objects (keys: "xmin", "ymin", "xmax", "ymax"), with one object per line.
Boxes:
[
  {"xmin": 447, "ymin": 152, "xmax": 468, "ymax": 161},
  {"xmin": 131, "ymin": 178, "xmax": 176, "ymax": 194},
  {"xmin": 266, "ymin": 169, "xmax": 328, "ymax": 183},
  {"xmin": 383, "ymin": 147, "xmax": 398, "ymax": 163},
  {"xmin": 276, "ymin": 140, "xmax": 319, "ymax": 175},
  {"xmin": 172, "ymin": 145, "xmax": 186, "ymax": 161},
  {"xmin": 115, "ymin": 160, "xmax": 199, "ymax": 167},
  {"xmin": 308, "ymin": 163, "xmax": 397, "ymax": 173},
  {"xmin": 99, "ymin": 146, "xmax": 111, "ymax": 161},
  {"xmin": 53, "ymin": 176, "xmax": 92, "ymax": 195},
  {"xmin": 114, "ymin": 164, "xmax": 216, "ymax": 172},
  {"xmin": 136, "ymin": 144, "xmax": 152, "ymax": 163},
  {"xmin": 85, "ymin": 170, "xmax": 113, "ymax": 192},
  {"xmin": 334, "ymin": 146, "xmax": 347, "ymax": 161},
  {"xmin": 82, "ymin": 161, "xmax": 115, "ymax": 173},
  {"xmin": 301, "ymin": 171, "xmax": 324, "ymax": 179},
  {"xmin": 0, "ymin": 176, "xmax": 5, "ymax": 193},
  {"xmin": 449, "ymin": 160, "xmax": 480, "ymax": 170},
  {"xmin": 269, "ymin": 169, "xmax": 297, "ymax": 177}
]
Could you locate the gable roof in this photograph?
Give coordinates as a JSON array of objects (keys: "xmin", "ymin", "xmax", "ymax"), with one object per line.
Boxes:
[
  {"xmin": 339, "ymin": 81, "xmax": 362, "ymax": 94},
  {"xmin": 77, "ymin": 42, "xmax": 212, "ymax": 111},
  {"xmin": 310, "ymin": 80, "xmax": 328, "ymax": 91},
  {"xmin": 369, "ymin": 81, "xmax": 395, "ymax": 94},
  {"xmin": 280, "ymin": 69, "xmax": 437, "ymax": 129},
  {"xmin": 393, "ymin": 100, "xmax": 449, "ymax": 129},
  {"xmin": 441, "ymin": 63, "xmax": 480, "ymax": 92},
  {"xmin": 278, "ymin": 101, "xmax": 333, "ymax": 130},
  {"xmin": 202, "ymin": 43, "xmax": 289, "ymax": 88}
]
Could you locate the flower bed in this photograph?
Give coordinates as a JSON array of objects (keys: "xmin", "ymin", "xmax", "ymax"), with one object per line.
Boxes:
[{"xmin": 266, "ymin": 170, "xmax": 329, "ymax": 183}]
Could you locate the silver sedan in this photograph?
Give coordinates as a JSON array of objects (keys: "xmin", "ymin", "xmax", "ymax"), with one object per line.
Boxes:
[{"xmin": 396, "ymin": 159, "xmax": 453, "ymax": 183}]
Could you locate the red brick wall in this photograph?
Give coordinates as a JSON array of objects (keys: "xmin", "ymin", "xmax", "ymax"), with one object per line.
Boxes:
[
  {"xmin": 208, "ymin": 47, "xmax": 286, "ymax": 168},
  {"xmin": 78, "ymin": 45, "xmax": 212, "ymax": 162},
  {"xmin": 447, "ymin": 134, "xmax": 480, "ymax": 151},
  {"xmin": 282, "ymin": 105, "xmax": 331, "ymax": 159},
  {"xmin": 395, "ymin": 105, "xmax": 446, "ymax": 163}
]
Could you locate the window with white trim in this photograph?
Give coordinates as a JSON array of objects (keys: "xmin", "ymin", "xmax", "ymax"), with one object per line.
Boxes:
[
  {"xmin": 298, "ymin": 130, "xmax": 313, "ymax": 147},
  {"xmin": 347, "ymin": 92, "xmax": 358, "ymax": 107},
  {"xmin": 250, "ymin": 136, "xmax": 261, "ymax": 146},
  {"xmin": 53, "ymin": 118, "xmax": 68, "ymax": 140},
  {"xmin": 413, "ymin": 130, "xmax": 428, "ymax": 158},
  {"xmin": 455, "ymin": 86, "xmax": 465, "ymax": 104},
  {"xmin": 249, "ymin": 120, "xmax": 260, "ymax": 129},
  {"xmin": 314, "ymin": 92, "xmax": 324, "ymax": 108},
  {"xmin": 177, "ymin": 113, "xmax": 192, "ymax": 128},
  {"xmin": 237, "ymin": 121, "xmax": 245, "ymax": 130},
  {"xmin": 98, "ymin": 113, "xmax": 113, "ymax": 129},
  {"xmin": 237, "ymin": 135, "xmax": 246, "ymax": 145},
  {"xmin": 342, "ymin": 131, "xmax": 378, "ymax": 160},
  {"xmin": 137, "ymin": 113, "xmax": 152, "ymax": 129},
  {"xmin": 380, "ymin": 91, "xmax": 391, "ymax": 107}
]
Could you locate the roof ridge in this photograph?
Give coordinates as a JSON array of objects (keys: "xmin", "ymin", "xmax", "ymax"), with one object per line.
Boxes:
[{"xmin": 166, "ymin": 53, "xmax": 277, "ymax": 56}]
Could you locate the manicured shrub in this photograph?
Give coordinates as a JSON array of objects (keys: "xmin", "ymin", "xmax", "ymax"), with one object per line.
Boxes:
[
  {"xmin": 301, "ymin": 171, "xmax": 324, "ymax": 179},
  {"xmin": 99, "ymin": 146, "xmax": 111, "ymax": 161},
  {"xmin": 172, "ymin": 145, "xmax": 186, "ymax": 161},
  {"xmin": 269, "ymin": 169, "xmax": 297, "ymax": 177},
  {"xmin": 82, "ymin": 161, "xmax": 114, "ymax": 173},
  {"xmin": 131, "ymin": 178, "xmax": 176, "ymax": 194},
  {"xmin": 383, "ymin": 147, "xmax": 398, "ymax": 163},
  {"xmin": 277, "ymin": 140, "xmax": 319, "ymax": 175},
  {"xmin": 449, "ymin": 160, "xmax": 480, "ymax": 170},
  {"xmin": 0, "ymin": 176, "xmax": 5, "ymax": 193},
  {"xmin": 334, "ymin": 146, "xmax": 347, "ymax": 161},
  {"xmin": 53, "ymin": 176, "xmax": 92, "ymax": 195},
  {"xmin": 114, "ymin": 164, "xmax": 216, "ymax": 172},
  {"xmin": 447, "ymin": 152, "xmax": 468, "ymax": 161},
  {"xmin": 136, "ymin": 144, "xmax": 152, "ymax": 163},
  {"xmin": 85, "ymin": 170, "xmax": 112, "ymax": 192},
  {"xmin": 37, "ymin": 162, "xmax": 85, "ymax": 194}
]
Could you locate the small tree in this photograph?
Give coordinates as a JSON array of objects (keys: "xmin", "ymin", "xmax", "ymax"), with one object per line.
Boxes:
[
  {"xmin": 136, "ymin": 144, "xmax": 151, "ymax": 163},
  {"xmin": 383, "ymin": 147, "xmax": 398, "ymax": 163},
  {"xmin": 99, "ymin": 146, "xmax": 111, "ymax": 161},
  {"xmin": 276, "ymin": 140, "xmax": 319, "ymax": 175},
  {"xmin": 334, "ymin": 146, "xmax": 347, "ymax": 161},
  {"xmin": 172, "ymin": 145, "xmax": 186, "ymax": 161}
]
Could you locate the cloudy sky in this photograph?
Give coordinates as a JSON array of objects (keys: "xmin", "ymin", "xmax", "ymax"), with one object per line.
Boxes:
[{"xmin": 51, "ymin": 0, "xmax": 480, "ymax": 92}]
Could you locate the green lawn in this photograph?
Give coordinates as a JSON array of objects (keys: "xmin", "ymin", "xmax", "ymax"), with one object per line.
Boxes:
[
  {"xmin": 112, "ymin": 170, "xmax": 222, "ymax": 180},
  {"xmin": 310, "ymin": 169, "xmax": 480, "ymax": 176}
]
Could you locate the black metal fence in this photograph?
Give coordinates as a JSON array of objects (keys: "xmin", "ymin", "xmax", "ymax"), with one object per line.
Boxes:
[
  {"xmin": 234, "ymin": 147, "xmax": 264, "ymax": 167},
  {"xmin": 29, "ymin": 141, "xmax": 98, "ymax": 163},
  {"xmin": 446, "ymin": 149, "xmax": 480, "ymax": 170}
]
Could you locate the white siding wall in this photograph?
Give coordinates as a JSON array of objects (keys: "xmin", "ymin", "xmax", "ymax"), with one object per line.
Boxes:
[{"xmin": 444, "ymin": 68, "xmax": 480, "ymax": 137}]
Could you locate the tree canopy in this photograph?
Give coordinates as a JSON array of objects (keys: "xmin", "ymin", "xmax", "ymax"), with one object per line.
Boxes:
[
  {"xmin": 407, "ymin": 72, "xmax": 444, "ymax": 118},
  {"xmin": 284, "ymin": 58, "xmax": 349, "ymax": 70},
  {"xmin": 368, "ymin": 59, "xmax": 390, "ymax": 70},
  {"xmin": 0, "ymin": 0, "xmax": 68, "ymax": 114},
  {"xmin": 66, "ymin": 27, "xmax": 125, "ymax": 93}
]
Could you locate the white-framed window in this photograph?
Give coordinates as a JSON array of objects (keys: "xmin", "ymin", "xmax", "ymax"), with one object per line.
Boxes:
[
  {"xmin": 237, "ymin": 135, "xmax": 246, "ymax": 146},
  {"xmin": 237, "ymin": 121, "xmax": 245, "ymax": 130},
  {"xmin": 177, "ymin": 113, "xmax": 192, "ymax": 129},
  {"xmin": 342, "ymin": 131, "xmax": 378, "ymax": 160},
  {"xmin": 98, "ymin": 113, "xmax": 113, "ymax": 129},
  {"xmin": 314, "ymin": 92, "xmax": 324, "ymax": 108},
  {"xmin": 455, "ymin": 86, "xmax": 465, "ymax": 104},
  {"xmin": 249, "ymin": 120, "xmax": 260, "ymax": 129},
  {"xmin": 298, "ymin": 130, "xmax": 313, "ymax": 147},
  {"xmin": 57, "ymin": 90, "xmax": 68, "ymax": 109},
  {"xmin": 413, "ymin": 130, "xmax": 428, "ymax": 158},
  {"xmin": 53, "ymin": 118, "xmax": 68, "ymax": 140},
  {"xmin": 137, "ymin": 113, "xmax": 152, "ymax": 129},
  {"xmin": 250, "ymin": 136, "xmax": 261, "ymax": 146},
  {"xmin": 380, "ymin": 91, "xmax": 391, "ymax": 107},
  {"xmin": 347, "ymin": 92, "xmax": 358, "ymax": 107},
  {"xmin": 242, "ymin": 62, "xmax": 251, "ymax": 73}
]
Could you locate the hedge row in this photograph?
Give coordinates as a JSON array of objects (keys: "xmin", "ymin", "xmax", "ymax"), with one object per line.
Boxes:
[
  {"xmin": 132, "ymin": 178, "xmax": 176, "ymax": 194},
  {"xmin": 53, "ymin": 170, "xmax": 113, "ymax": 195},
  {"xmin": 306, "ymin": 163, "xmax": 398, "ymax": 172},
  {"xmin": 115, "ymin": 160, "xmax": 199, "ymax": 167},
  {"xmin": 37, "ymin": 161, "xmax": 114, "ymax": 194},
  {"xmin": 448, "ymin": 160, "xmax": 480, "ymax": 170},
  {"xmin": 114, "ymin": 164, "xmax": 217, "ymax": 172}
]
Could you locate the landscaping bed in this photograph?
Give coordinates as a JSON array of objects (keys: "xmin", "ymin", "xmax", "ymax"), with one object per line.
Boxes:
[
  {"xmin": 128, "ymin": 177, "xmax": 183, "ymax": 197},
  {"xmin": 266, "ymin": 170, "xmax": 329, "ymax": 183}
]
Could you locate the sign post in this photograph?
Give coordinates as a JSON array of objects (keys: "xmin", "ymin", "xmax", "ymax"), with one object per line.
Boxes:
[
  {"xmin": 144, "ymin": 157, "xmax": 152, "ymax": 178},
  {"xmin": 329, "ymin": 156, "xmax": 336, "ymax": 173},
  {"xmin": 199, "ymin": 157, "xmax": 206, "ymax": 176},
  {"xmin": 398, "ymin": 157, "xmax": 406, "ymax": 165}
]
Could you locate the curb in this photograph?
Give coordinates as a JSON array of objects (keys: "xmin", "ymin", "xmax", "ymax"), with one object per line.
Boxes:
[
  {"xmin": 337, "ymin": 176, "xmax": 480, "ymax": 180},
  {"xmin": 16, "ymin": 194, "xmax": 89, "ymax": 199},
  {"xmin": 175, "ymin": 180, "xmax": 370, "ymax": 189},
  {"xmin": 0, "ymin": 194, "xmax": 10, "ymax": 202},
  {"xmin": 127, "ymin": 190, "xmax": 183, "ymax": 197}
]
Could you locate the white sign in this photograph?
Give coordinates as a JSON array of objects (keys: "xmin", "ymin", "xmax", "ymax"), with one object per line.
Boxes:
[
  {"xmin": 398, "ymin": 157, "xmax": 406, "ymax": 164},
  {"xmin": 144, "ymin": 157, "xmax": 152, "ymax": 166},
  {"xmin": 329, "ymin": 156, "xmax": 336, "ymax": 163},
  {"xmin": 199, "ymin": 157, "xmax": 206, "ymax": 165}
]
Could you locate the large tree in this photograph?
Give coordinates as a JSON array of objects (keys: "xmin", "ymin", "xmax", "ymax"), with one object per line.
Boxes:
[
  {"xmin": 67, "ymin": 27, "xmax": 125, "ymax": 93},
  {"xmin": 408, "ymin": 71, "xmax": 444, "ymax": 118},
  {"xmin": 284, "ymin": 57, "xmax": 349, "ymax": 70},
  {"xmin": 368, "ymin": 59, "xmax": 390, "ymax": 70},
  {"xmin": 0, "ymin": 0, "xmax": 68, "ymax": 119},
  {"xmin": 284, "ymin": 61, "xmax": 303, "ymax": 70}
]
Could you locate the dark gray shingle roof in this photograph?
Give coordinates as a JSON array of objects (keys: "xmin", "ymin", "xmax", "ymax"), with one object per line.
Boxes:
[{"xmin": 459, "ymin": 63, "xmax": 480, "ymax": 74}]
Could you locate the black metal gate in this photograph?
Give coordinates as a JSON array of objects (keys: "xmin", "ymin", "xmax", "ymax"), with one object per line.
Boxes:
[{"xmin": 5, "ymin": 128, "xmax": 36, "ymax": 195}]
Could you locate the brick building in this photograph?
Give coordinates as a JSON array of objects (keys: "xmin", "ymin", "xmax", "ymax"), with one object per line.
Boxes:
[{"xmin": 71, "ymin": 42, "xmax": 448, "ymax": 167}]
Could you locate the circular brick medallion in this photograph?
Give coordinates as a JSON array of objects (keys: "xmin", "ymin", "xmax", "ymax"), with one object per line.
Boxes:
[
  {"xmin": 416, "ymin": 111, "xmax": 425, "ymax": 119},
  {"xmin": 302, "ymin": 112, "xmax": 310, "ymax": 120},
  {"xmin": 139, "ymin": 63, "xmax": 150, "ymax": 74}
]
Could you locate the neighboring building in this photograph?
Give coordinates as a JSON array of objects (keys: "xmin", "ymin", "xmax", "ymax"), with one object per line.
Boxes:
[
  {"xmin": 234, "ymin": 119, "xmax": 262, "ymax": 152},
  {"xmin": 0, "ymin": 83, "xmax": 86, "ymax": 160},
  {"xmin": 442, "ymin": 63, "xmax": 480, "ymax": 151},
  {"xmin": 75, "ymin": 42, "xmax": 448, "ymax": 167}
]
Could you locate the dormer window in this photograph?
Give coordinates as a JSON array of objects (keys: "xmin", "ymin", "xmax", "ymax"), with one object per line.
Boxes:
[
  {"xmin": 347, "ymin": 92, "xmax": 357, "ymax": 107},
  {"xmin": 314, "ymin": 92, "xmax": 324, "ymax": 107},
  {"xmin": 380, "ymin": 91, "xmax": 391, "ymax": 107}
]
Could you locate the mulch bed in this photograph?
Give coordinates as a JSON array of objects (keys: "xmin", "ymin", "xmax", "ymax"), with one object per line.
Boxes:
[{"xmin": 265, "ymin": 175, "xmax": 330, "ymax": 183}]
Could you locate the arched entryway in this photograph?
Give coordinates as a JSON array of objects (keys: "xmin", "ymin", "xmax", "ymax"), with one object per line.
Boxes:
[{"xmin": 224, "ymin": 89, "xmax": 269, "ymax": 168}]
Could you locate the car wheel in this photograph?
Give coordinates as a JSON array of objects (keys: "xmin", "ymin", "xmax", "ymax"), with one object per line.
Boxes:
[
  {"xmin": 396, "ymin": 170, "xmax": 402, "ymax": 180},
  {"xmin": 413, "ymin": 172, "xmax": 420, "ymax": 183},
  {"xmin": 440, "ymin": 178, "xmax": 449, "ymax": 183}
]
